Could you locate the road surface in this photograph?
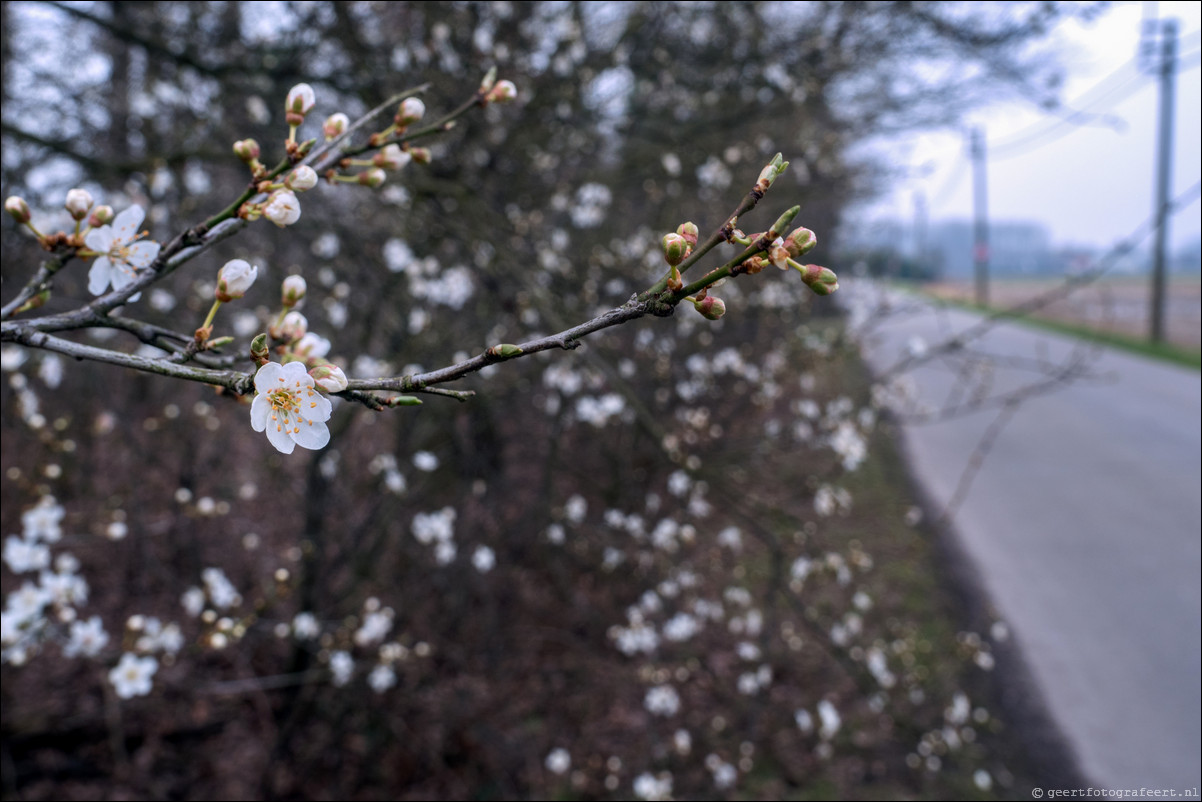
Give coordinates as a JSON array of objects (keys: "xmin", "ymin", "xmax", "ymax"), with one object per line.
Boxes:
[{"xmin": 853, "ymin": 284, "xmax": 1201, "ymax": 794}]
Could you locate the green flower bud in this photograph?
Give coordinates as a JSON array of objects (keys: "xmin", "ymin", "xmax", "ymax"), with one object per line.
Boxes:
[
  {"xmin": 692, "ymin": 295, "xmax": 726, "ymax": 320},
  {"xmin": 233, "ymin": 139, "xmax": 261, "ymax": 162},
  {"xmin": 798, "ymin": 264, "xmax": 839, "ymax": 295},
  {"xmin": 784, "ymin": 227, "xmax": 817, "ymax": 258},
  {"xmin": 662, "ymin": 232, "xmax": 689, "ymax": 266},
  {"xmin": 676, "ymin": 222, "xmax": 699, "ymax": 248},
  {"xmin": 88, "ymin": 205, "xmax": 114, "ymax": 227},
  {"xmin": 281, "ymin": 275, "xmax": 307, "ymax": 308},
  {"xmin": 250, "ymin": 333, "xmax": 270, "ymax": 365},
  {"xmin": 358, "ymin": 168, "xmax": 387, "ymax": 188},
  {"xmin": 487, "ymin": 344, "xmax": 524, "ymax": 358}
]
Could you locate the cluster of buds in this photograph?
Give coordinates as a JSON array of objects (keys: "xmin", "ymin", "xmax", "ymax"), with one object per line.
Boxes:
[
  {"xmin": 765, "ymin": 226, "xmax": 837, "ymax": 294},
  {"xmin": 6, "ymin": 188, "xmax": 122, "ymax": 251},
  {"xmin": 661, "ymin": 221, "xmax": 699, "ymax": 291},
  {"xmin": 478, "ymin": 67, "xmax": 517, "ymax": 106},
  {"xmin": 259, "ymin": 274, "xmax": 345, "ymax": 391},
  {"xmin": 690, "ymin": 290, "xmax": 726, "ymax": 320}
]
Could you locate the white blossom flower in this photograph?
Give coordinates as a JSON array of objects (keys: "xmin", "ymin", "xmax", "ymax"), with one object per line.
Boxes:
[
  {"xmin": 472, "ymin": 545, "xmax": 495, "ymax": 573},
  {"xmin": 633, "ymin": 772, "xmax": 672, "ymax": 801},
  {"xmin": 64, "ymin": 615, "xmax": 109, "ymax": 658},
  {"xmin": 564, "ymin": 494, "xmax": 587, "ymax": 524},
  {"xmin": 286, "ymin": 165, "xmax": 319, "ymax": 192},
  {"xmin": 375, "ymin": 144, "xmax": 411, "ymax": 170},
  {"xmin": 285, "ymin": 83, "xmax": 316, "ymax": 116},
  {"xmin": 817, "ymin": 699, "xmax": 841, "ymax": 739},
  {"xmin": 250, "ymin": 361, "xmax": 333, "ymax": 454},
  {"xmin": 545, "ymin": 747, "xmax": 571, "ymax": 775},
  {"xmin": 292, "ymin": 611, "xmax": 320, "ymax": 639},
  {"xmin": 85, "ymin": 205, "xmax": 160, "ymax": 296},
  {"xmin": 397, "ymin": 97, "xmax": 425, "ymax": 125},
  {"xmin": 293, "ymin": 332, "xmax": 331, "ymax": 360},
  {"xmin": 109, "ymin": 652, "xmax": 158, "ymax": 699},
  {"xmin": 263, "ymin": 189, "xmax": 301, "ymax": 227},
  {"xmin": 65, "ymin": 188, "xmax": 93, "ymax": 220},
  {"xmin": 215, "ymin": 258, "xmax": 258, "ymax": 302},
  {"xmin": 202, "ymin": 567, "xmax": 241, "ymax": 609},
  {"xmin": 22, "ymin": 497, "xmax": 64, "ymax": 543},
  {"xmin": 181, "ymin": 587, "xmax": 206, "ymax": 617},
  {"xmin": 368, "ymin": 663, "xmax": 397, "ymax": 693},
  {"xmin": 354, "ymin": 609, "xmax": 393, "ymax": 646},
  {"xmin": 329, "ymin": 650, "xmax": 354, "ymax": 686},
  {"xmin": 644, "ymin": 684, "xmax": 680, "ymax": 717},
  {"xmin": 4, "ymin": 535, "xmax": 50, "ymax": 574}
]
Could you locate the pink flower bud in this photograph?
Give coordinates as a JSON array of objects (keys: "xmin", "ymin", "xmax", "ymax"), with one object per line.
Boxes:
[
  {"xmin": 215, "ymin": 259, "xmax": 259, "ymax": 302},
  {"xmin": 357, "ymin": 168, "xmax": 387, "ymax": 188},
  {"xmin": 676, "ymin": 222, "xmax": 699, "ymax": 248},
  {"xmin": 88, "ymin": 205, "xmax": 114, "ymax": 227},
  {"xmin": 233, "ymin": 139, "xmax": 261, "ymax": 162},
  {"xmin": 309, "ymin": 364, "xmax": 348, "ymax": 393},
  {"xmin": 5, "ymin": 196, "xmax": 31, "ymax": 224},
  {"xmin": 281, "ymin": 275, "xmax": 307, "ymax": 308},
  {"xmin": 408, "ymin": 147, "xmax": 432, "ymax": 165},
  {"xmin": 323, "ymin": 113, "xmax": 349, "ymax": 140},
  {"xmin": 285, "ymin": 83, "xmax": 316, "ymax": 126},
  {"xmin": 286, "ymin": 166, "xmax": 319, "ymax": 192},
  {"xmin": 662, "ymin": 232, "xmax": 689, "ymax": 266},
  {"xmin": 784, "ymin": 227, "xmax": 817, "ymax": 258},
  {"xmin": 692, "ymin": 295, "xmax": 726, "ymax": 320},
  {"xmin": 373, "ymin": 144, "xmax": 411, "ymax": 170},
  {"xmin": 799, "ymin": 264, "xmax": 839, "ymax": 295},
  {"xmin": 396, "ymin": 97, "xmax": 425, "ymax": 126},
  {"xmin": 65, "ymin": 189, "xmax": 93, "ymax": 221},
  {"xmin": 487, "ymin": 80, "xmax": 517, "ymax": 104},
  {"xmin": 263, "ymin": 189, "xmax": 301, "ymax": 227}
]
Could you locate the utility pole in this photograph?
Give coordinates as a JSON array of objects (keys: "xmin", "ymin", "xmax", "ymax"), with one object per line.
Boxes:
[
  {"xmin": 970, "ymin": 127, "xmax": 989, "ymax": 307},
  {"xmin": 1148, "ymin": 18, "xmax": 1176, "ymax": 343}
]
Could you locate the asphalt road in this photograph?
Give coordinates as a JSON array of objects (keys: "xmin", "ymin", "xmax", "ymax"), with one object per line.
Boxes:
[{"xmin": 854, "ymin": 284, "xmax": 1202, "ymax": 793}]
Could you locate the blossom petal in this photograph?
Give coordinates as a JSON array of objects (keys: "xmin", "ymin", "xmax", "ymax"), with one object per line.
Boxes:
[
  {"xmin": 266, "ymin": 418, "xmax": 297, "ymax": 454},
  {"xmin": 290, "ymin": 419, "xmax": 330, "ymax": 451},
  {"xmin": 88, "ymin": 258, "xmax": 112, "ymax": 295},
  {"xmin": 111, "ymin": 264, "xmax": 139, "ymax": 292},
  {"xmin": 254, "ymin": 362, "xmax": 284, "ymax": 393},
  {"xmin": 126, "ymin": 240, "xmax": 161, "ymax": 269},
  {"xmin": 112, "ymin": 205, "xmax": 145, "ymax": 240},
  {"xmin": 85, "ymin": 226, "xmax": 114, "ymax": 253},
  {"xmin": 250, "ymin": 394, "xmax": 269, "ymax": 432},
  {"xmin": 279, "ymin": 360, "xmax": 310, "ymax": 383},
  {"xmin": 305, "ymin": 390, "xmax": 333, "ymax": 423}
]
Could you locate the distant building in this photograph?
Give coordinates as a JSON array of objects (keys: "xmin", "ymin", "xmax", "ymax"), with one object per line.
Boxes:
[
  {"xmin": 837, "ymin": 218, "xmax": 1200, "ymax": 279},
  {"xmin": 926, "ymin": 220, "xmax": 1057, "ymax": 278}
]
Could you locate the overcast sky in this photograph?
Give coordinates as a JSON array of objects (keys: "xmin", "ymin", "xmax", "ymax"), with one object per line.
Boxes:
[{"xmin": 862, "ymin": 1, "xmax": 1202, "ymax": 254}]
